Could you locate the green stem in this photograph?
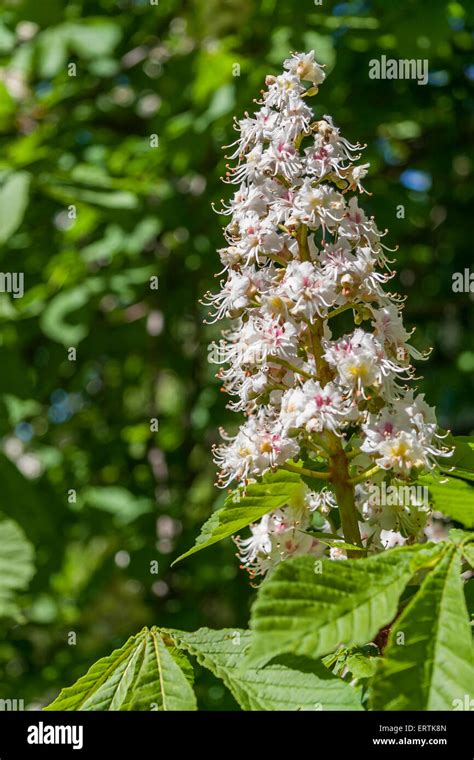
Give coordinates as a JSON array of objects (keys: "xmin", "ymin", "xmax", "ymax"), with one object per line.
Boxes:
[
  {"xmin": 306, "ymin": 440, "xmax": 330, "ymax": 459},
  {"xmin": 267, "ymin": 253, "xmax": 289, "ymax": 267},
  {"xmin": 267, "ymin": 355, "xmax": 317, "ymax": 381},
  {"xmin": 328, "ymin": 442, "xmax": 363, "ymax": 556},
  {"xmin": 282, "ymin": 462, "xmax": 330, "ymax": 480},
  {"xmin": 297, "ymin": 224, "xmax": 310, "ymax": 261},
  {"xmin": 345, "ymin": 447, "xmax": 361, "ymax": 459},
  {"xmin": 327, "ymin": 303, "xmax": 353, "ymax": 320},
  {"xmin": 349, "ymin": 464, "xmax": 380, "ymax": 486},
  {"xmin": 294, "ymin": 231, "xmax": 363, "ymax": 556}
]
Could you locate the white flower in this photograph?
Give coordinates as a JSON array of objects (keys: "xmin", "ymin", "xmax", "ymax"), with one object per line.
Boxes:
[
  {"xmin": 277, "ymin": 260, "xmax": 336, "ymax": 318},
  {"xmin": 213, "ymin": 415, "xmax": 299, "ymax": 487},
  {"xmin": 227, "ymin": 107, "xmax": 281, "ymax": 157},
  {"xmin": 346, "ymin": 163, "xmax": 370, "ymax": 192},
  {"xmin": 203, "ymin": 50, "xmax": 448, "ymax": 576},
  {"xmin": 283, "ymin": 51, "xmax": 326, "ymax": 86},
  {"xmin": 234, "ymin": 514, "xmax": 273, "ymax": 566},
  {"xmin": 293, "ymin": 181, "xmax": 346, "ymax": 230},
  {"xmin": 202, "ymin": 270, "xmax": 254, "ymax": 322},
  {"xmin": 219, "ymin": 183, "xmax": 269, "ymax": 217},
  {"xmin": 306, "ymin": 488, "xmax": 337, "ymax": 514},
  {"xmin": 280, "ymin": 380, "xmax": 346, "ymax": 435},
  {"xmin": 235, "ymin": 503, "xmax": 325, "ymax": 576},
  {"xmin": 360, "ymin": 391, "xmax": 447, "ymax": 477},
  {"xmin": 375, "ymin": 430, "xmax": 429, "ymax": 475},
  {"xmin": 324, "ymin": 328, "xmax": 406, "ymax": 399},
  {"xmin": 337, "ymin": 197, "xmax": 382, "ymax": 249},
  {"xmin": 263, "ymin": 72, "xmax": 305, "ymax": 109},
  {"xmin": 379, "ymin": 529, "xmax": 407, "ymax": 549},
  {"xmin": 261, "ymin": 140, "xmax": 303, "ymax": 181},
  {"xmin": 329, "ymin": 546, "xmax": 347, "ymax": 560}
]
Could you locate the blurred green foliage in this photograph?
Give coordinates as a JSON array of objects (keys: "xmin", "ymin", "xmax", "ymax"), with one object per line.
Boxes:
[{"xmin": 0, "ymin": 0, "xmax": 472, "ymax": 710}]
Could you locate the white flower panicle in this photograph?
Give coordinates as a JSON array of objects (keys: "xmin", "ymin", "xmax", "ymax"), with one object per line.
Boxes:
[{"xmin": 203, "ymin": 51, "xmax": 450, "ymax": 577}]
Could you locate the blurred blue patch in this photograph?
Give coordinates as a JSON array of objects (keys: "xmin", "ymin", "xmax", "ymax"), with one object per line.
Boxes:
[
  {"xmin": 464, "ymin": 64, "xmax": 474, "ymax": 82},
  {"xmin": 50, "ymin": 389, "xmax": 67, "ymax": 405},
  {"xmin": 15, "ymin": 421, "xmax": 33, "ymax": 443},
  {"xmin": 35, "ymin": 81, "xmax": 53, "ymax": 96},
  {"xmin": 428, "ymin": 70, "xmax": 450, "ymax": 87},
  {"xmin": 448, "ymin": 17, "xmax": 464, "ymax": 31},
  {"xmin": 48, "ymin": 390, "xmax": 84, "ymax": 424},
  {"xmin": 75, "ymin": 130, "xmax": 93, "ymax": 145},
  {"xmin": 400, "ymin": 169, "xmax": 432, "ymax": 192},
  {"xmin": 376, "ymin": 138, "xmax": 403, "ymax": 166},
  {"xmin": 332, "ymin": 1, "xmax": 368, "ymax": 14}
]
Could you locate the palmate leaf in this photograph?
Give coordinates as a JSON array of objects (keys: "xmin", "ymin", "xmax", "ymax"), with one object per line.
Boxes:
[
  {"xmin": 420, "ymin": 474, "xmax": 474, "ymax": 527},
  {"xmin": 248, "ymin": 543, "xmax": 443, "ymax": 665},
  {"xmin": 173, "ymin": 469, "xmax": 305, "ymax": 564},
  {"xmin": 169, "ymin": 627, "xmax": 362, "ymax": 711},
  {"xmin": 45, "ymin": 627, "xmax": 196, "ymax": 711},
  {"xmin": 0, "ymin": 518, "xmax": 35, "ymax": 619},
  {"xmin": 369, "ymin": 548, "xmax": 474, "ymax": 710}
]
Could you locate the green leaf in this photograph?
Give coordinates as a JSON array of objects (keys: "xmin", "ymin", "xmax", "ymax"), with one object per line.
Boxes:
[
  {"xmin": 67, "ymin": 20, "xmax": 122, "ymax": 59},
  {"xmin": 444, "ymin": 470, "xmax": 474, "ymax": 483},
  {"xmin": 420, "ymin": 474, "xmax": 474, "ymax": 527},
  {"xmin": 44, "ymin": 627, "xmax": 197, "ymax": 711},
  {"xmin": 3, "ymin": 395, "xmax": 42, "ymax": 426},
  {"xmin": 195, "ymin": 84, "xmax": 236, "ymax": 131},
  {"xmin": 38, "ymin": 28, "xmax": 68, "ymax": 77},
  {"xmin": 465, "ymin": 580, "xmax": 474, "ymax": 626},
  {"xmin": 0, "ymin": 172, "xmax": 31, "ymax": 245},
  {"xmin": 169, "ymin": 628, "xmax": 362, "ymax": 711},
  {"xmin": 0, "ymin": 82, "xmax": 15, "ymax": 130},
  {"xmin": 306, "ymin": 532, "xmax": 365, "ymax": 553},
  {"xmin": 40, "ymin": 280, "xmax": 104, "ymax": 345},
  {"xmin": 46, "ymin": 184, "xmax": 138, "ymax": 209},
  {"xmin": 0, "ymin": 23, "xmax": 15, "ymax": 54},
  {"xmin": 325, "ymin": 646, "xmax": 380, "ymax": 680},
  {"xmin": 0, "ymin": 518, "xmax": 35, "ymax": 619},
  {"xmin": 83, "ymin": 486, "xmax": 153, "ymax": 525},
  {"xmin": 173, "ymin": 469, "xmax": 306, "ymax": 564},
  {"xmin": 344, "ymin": 651, "xmax": 380, "ymax": 680},
  {"xmin": 461, "ymin": 543, "xmax": 474, "ymax": 568},
  {"xmin": 439, "ymin": 434, "xmax": 474, "ymax": 481},
  {"xmin": 449, "ymin": 528, "xmax": 474, "ymax": 547},
  {"xmin": 446, "ymin": 435, "xmax": 474, "ymax": 471},
  {"xmin": 38, "ymin": 20, "xmax": 121, "ymax": 77},
  {"xmin": 369, "ymin": 548, "xmax": 474, "ymax": 710},
  {"xmin": 249, "ymin": 544, "xmax": 443, "ymax": 665},
  {"xmin": 40, "ymin": 287, "xmax": 90, "ymax": 345}
]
